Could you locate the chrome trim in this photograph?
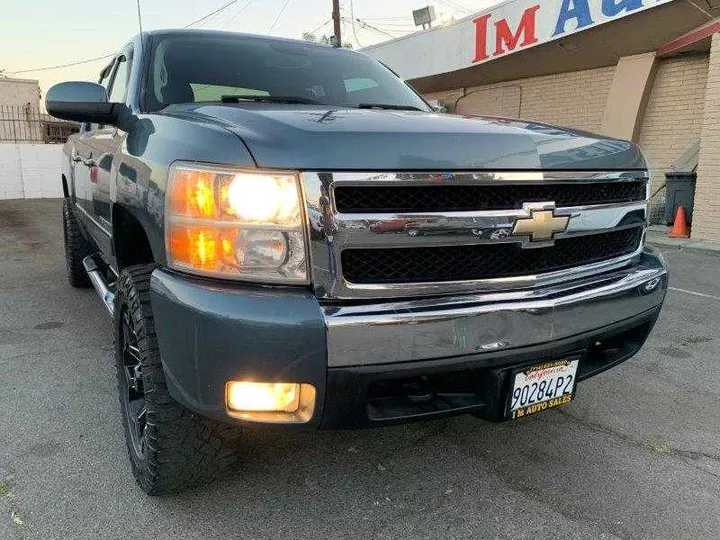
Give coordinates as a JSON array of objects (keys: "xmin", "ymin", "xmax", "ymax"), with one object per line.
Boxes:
[
  {"xmin": 330, "ymin": 204, "xmax": 647, "ymax": 249},
  {"xmin": 83, "ymin": 256, "xmax": 115, "ymax": 316},
  {"xmin": 74, "ymin": 203, "xmax": 112, "ymax": 237},
  {"xmin": 327, "ymin": 170, "xmax": 649, "ymax": 187},
  {"xmin": 301, "ymin": 171, "xmax": 649, "ymax": 300},
  {"xmin": 324, "ymin": 250, "xmax": 667, "ymax": 367}
]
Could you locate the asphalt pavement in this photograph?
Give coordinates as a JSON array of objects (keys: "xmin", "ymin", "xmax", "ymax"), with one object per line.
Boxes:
[{"xmin": 1, "ymin": 199, "xmax": 719, "ymax": 540}]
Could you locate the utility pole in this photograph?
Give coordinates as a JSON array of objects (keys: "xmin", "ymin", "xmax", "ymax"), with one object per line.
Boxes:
[{"xmin": 332, "ymin": 0, "xmax": 342, "ymax": 47}]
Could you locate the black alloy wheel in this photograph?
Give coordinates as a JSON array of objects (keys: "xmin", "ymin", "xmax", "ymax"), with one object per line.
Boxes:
[
  {"xmin": 119, "ymin": 305, "xmax": 148, "ymax": 460},
  {"xmin": 114, "ymin": 265, "xmax": 243, "ymax": 495}
]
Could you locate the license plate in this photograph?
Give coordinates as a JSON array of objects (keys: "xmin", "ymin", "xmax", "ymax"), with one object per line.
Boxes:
[{"xmin": 508, "ymin": 359, "xmax": 579, "ymax": 419}]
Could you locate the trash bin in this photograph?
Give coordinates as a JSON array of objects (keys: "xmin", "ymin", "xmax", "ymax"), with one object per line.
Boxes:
[{"xmin": 663, "ymin": 172, "xmax": 697, "ymax": 225}]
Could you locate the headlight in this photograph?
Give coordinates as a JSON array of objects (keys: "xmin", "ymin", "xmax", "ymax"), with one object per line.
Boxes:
[{"xmin": 165, "ymin": 163, "xmax": 307, "ymax": 283}]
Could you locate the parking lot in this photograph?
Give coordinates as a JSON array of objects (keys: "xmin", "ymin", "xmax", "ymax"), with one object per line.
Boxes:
[{"xmin": 1, "ymin": 198, "xmax": 719, "ymax": 540}]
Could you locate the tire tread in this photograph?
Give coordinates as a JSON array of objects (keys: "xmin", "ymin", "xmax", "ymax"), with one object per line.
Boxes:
[
  {"xmin": 62, "ymin": 198, "xmax": 92, "ymax": 288},
  {"xmin": 115, "ymin": 264, "xmax": 242, "ymax": 495}
]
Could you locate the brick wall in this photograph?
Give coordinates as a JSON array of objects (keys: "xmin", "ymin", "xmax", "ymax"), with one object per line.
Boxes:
[
  {"xmin": 693, "ymin": 33, "xmax": 720, "ymax": 241},
  {"xmin": 450, "ymin": 66, "xmax": 616, "ymax": 133},
  {"xmin": 638, "ymin": 54, "xmax": 709, "ymax": 191},
  {"xmin": 424, "ymin": 89, "xmax": 464, "ymax": 110}
]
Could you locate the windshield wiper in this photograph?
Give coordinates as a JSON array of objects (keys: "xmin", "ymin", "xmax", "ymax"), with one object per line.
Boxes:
[
  {"xmin": 357, "ymin": 103, "xmax": 424, "ymax": 111},
  {"xmin": 220, "ymin": 95, "xmax": 319, "ymax": 105}
]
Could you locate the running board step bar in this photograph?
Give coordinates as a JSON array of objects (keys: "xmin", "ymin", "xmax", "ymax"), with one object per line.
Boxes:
[{"xmin": 83, "ymin": 255, "xmax": 116, "ymax": 316}]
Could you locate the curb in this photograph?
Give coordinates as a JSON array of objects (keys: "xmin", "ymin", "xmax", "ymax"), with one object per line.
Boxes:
[{"xmin": 647, "ymin": 234, "xmax": 720, "ymax": 257}]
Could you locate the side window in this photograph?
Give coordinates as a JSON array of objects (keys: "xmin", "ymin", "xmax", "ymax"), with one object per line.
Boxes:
[
  {"xmin": 108, "ymin": 54, "xmax": 130, "ymax": 104},
  {"xmin": 89, "ymin": 61, "xmax": 115, "ymax": 132},
  {"xmin": 99, "ymin": 65, "xmax": 112, "ymax": 94}
]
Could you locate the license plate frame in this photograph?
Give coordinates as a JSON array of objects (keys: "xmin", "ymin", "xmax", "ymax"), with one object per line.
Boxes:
[{"xmin": 507, "ymin": 358, "xmax": 580, "ymax": 420}]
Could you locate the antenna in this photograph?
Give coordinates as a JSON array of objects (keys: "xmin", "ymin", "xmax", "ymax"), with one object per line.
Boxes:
[
  {"xmin": 136, "ymin": 0, "xmax": 144, "ymax": 62},
  {"xmin": 136, "ymin": 0, "xmax": 144, "ymax": 34}
]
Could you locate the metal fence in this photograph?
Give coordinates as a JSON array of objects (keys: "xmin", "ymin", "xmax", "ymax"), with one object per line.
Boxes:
[{"xmin": 0, "ymin": 104, "xmax": 79, "ymax": 144}]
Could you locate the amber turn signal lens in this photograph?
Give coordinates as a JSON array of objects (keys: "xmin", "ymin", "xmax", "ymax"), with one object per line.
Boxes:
[
  {"xmin": 168, "ymin": 170, "xmax": 218, "ymax": 219},
  {"xmin": 167, "ymin": 225, "xmax": 240, "ymax": 272}
]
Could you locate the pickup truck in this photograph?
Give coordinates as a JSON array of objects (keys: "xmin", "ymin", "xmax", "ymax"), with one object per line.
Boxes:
[{"xmin": 47, "ymin": 29, "xmax": 667, "ymax": 495}]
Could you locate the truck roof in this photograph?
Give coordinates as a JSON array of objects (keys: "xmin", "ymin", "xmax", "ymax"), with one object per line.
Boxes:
[{"xmin": 136, "ymin": 28, "xmax": 348, "ymax": 52}]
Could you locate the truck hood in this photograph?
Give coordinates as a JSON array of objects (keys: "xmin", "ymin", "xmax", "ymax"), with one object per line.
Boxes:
[{"xmin": 166, "ymin": 104, "xmax": 646, "ymax": 171}]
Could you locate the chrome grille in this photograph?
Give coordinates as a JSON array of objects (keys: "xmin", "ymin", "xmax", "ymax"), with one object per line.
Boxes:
[
  {"xmin": 334, "ymin": 181, "xmax": 646, "ymax": 213},
  {"xmin": 342, "ymin": 226, "xmax": 644, "ymax": 284},
  {"xmin": 301, "ymin": 171, "xmax": 649, "ymax": 300}
]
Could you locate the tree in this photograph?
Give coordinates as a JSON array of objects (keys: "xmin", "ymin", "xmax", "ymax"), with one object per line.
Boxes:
[{"xmin": 302, "ymin": 33, "xmax": 353, "ymax": 49}]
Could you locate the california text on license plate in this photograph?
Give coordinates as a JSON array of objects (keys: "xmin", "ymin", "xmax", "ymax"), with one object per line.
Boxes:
[{"xmin": 508, "ymin": 359, "xmax": 579, "ymax": 419}]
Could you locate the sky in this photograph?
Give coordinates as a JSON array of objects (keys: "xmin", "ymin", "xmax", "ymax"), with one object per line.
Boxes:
[{"xmin": 0, "ymin": 0, "xmax": 497, "ymax": 97}]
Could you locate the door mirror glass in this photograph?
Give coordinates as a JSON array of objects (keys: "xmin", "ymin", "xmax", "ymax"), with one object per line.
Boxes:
[{"xmin": 46, "ymin": 81, "xmax": 121, "ymax": 125}]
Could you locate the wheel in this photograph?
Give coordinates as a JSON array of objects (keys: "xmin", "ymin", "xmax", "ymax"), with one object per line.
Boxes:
[
  {"xmin": 62, "ymin": 198, "xmax": 92, "ymax": 288},
  {"xmin": 114, "ymin": 264, "xmax": 243, "ymax": 495}
]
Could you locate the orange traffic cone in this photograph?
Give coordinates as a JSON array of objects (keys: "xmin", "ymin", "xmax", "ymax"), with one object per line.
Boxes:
[{"xmin": 669, "ymin": 206, "xmax": 690, "ymax": 238}]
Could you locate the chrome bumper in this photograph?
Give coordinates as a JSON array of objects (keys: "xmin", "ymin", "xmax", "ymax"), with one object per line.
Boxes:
[{"xmin": 323, "ymin": 249, "xmax": 667, "ymax": 368}]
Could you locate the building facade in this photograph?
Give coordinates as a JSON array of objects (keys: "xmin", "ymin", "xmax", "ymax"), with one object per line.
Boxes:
[
  {"xmin": 0, "ymin": 77, "xmax": 42, "ymax": 142},
  {"xmin": 365, "ymin": 0, "xmax": 720, "ymax": 241},
  {"xmin": 0, "ymin": 77, "xmax": 40, "ymax": 107}
]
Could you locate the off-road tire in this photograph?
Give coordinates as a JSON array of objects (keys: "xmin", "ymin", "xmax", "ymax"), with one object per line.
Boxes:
[
  {"xmin": 62, "ymin": 198, "xmax": 92, "ymax": 288},
  {"xmin": 114, "ymin": 264, "xmax": 243, "ymax": 495}
]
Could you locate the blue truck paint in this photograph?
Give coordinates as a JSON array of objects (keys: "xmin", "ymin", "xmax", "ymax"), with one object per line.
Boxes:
[
  {"xmin": 149, "ymin": 269, "xmax": 328, "ymax": 425},
  {"xmin": 168, "ymin": 104, "xmax": 646, "ymax": 171},
  {"xmin": 50, "ymin": 29, "xmax": 665, "ymax": 429}
]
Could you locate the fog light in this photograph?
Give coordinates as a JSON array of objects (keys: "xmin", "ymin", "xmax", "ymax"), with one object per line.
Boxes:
[
  {"xmin": 227, "ymin": 382, "xmax": 300, "ymax": 412},
  {"xmin": 225, "ymin": 381, "xmax": 316, "ymax": 423}
]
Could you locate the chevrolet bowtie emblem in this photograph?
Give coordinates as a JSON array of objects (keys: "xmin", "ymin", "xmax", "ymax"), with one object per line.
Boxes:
[{"xmin": 512, "ymin": 206, "xmax": 570, "ymax": 244}]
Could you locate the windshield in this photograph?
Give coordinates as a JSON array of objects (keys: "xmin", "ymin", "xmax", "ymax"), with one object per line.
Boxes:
[{"xmin": 146, "ymin": 33, "xmax": 430, "ymax": 112}]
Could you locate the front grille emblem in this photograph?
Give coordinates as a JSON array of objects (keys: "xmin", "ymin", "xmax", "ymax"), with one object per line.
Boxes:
[{"xmin": 512, "ymin": 203, "xmax": 570, "ymax": 246}]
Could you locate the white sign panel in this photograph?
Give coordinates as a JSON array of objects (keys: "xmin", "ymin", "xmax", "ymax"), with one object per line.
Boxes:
[{"xmin": 365, "ymin": 0, "xmax": 675, "ymax": 80}]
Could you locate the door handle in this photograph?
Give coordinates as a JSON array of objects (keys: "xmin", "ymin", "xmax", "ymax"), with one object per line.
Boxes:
[{"xmin": 83, "ymin": 158, "xmax": 96, "ymax": 167}]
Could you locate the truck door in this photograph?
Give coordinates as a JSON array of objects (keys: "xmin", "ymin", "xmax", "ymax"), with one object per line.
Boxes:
[
  {"xmin": 75, "ymin": 60, "xmax": 117, "ymax": 254},
  {"xmin": 89, "ymin": 48, "xmax": 134, "ymax": 257},
  {"xmin": 68, "ymin": 125, "xmax": 93, "ymax": 208}
]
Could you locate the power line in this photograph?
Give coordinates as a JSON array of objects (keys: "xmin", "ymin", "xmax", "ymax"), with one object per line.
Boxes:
[
  {"xmin": 268, "ymin": 0, "xmax": 292, "ymax": 33},
  {"xmin": 184, "ymin": 0, "xmax": 240, "ymax": 28},
  {"xmin": 221, "ymin": 0, "xmax": 256, "ymax": 30},
  {"xmin": 307, "ymin": 17, "xmax": 333, "ymax": 36},
  {"xmin": 361, "ymin": 21, "xmax": 415, "ymax": 27},
  {"xmin": 7, "ymin": 53, "xmax": 115, "ymax": 75},
  {"xmin": 348, "ymin": 0, "xmax": 362, "ymax": 48},
  {"xmin": 365, "ymin": 22, "xmax": 416, "ymax": 28},
  {"xmin": 361, "ymin": 16, "xmax": 414, "ymax": 21},
  {"xmin": 7, "ymin": 1, "xmax": 243, "ymax": 75},
  {"xmin": 436, "ymin": 0, "xmax": 474, "ymax": 15},
  {"xmin": 348, "ymin": 18, "xmax": 396, "ymax": 39}
]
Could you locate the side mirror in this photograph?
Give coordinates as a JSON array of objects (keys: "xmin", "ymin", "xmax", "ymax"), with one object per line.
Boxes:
[{"xmin": 46, "ymin": 82, "xmax": 122, "ymax": 125}]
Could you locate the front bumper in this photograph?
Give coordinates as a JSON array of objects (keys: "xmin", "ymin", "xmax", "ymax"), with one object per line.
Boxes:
[{"xmin": 150, "ymin": 248, "xmax": 667, "ymax": 428}]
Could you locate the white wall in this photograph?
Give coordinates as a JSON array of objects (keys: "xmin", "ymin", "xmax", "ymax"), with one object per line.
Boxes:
[{"xmin": 0, "ymin": 143, "xmax": 64, "ymax": 200}]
